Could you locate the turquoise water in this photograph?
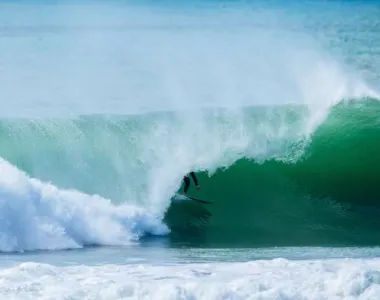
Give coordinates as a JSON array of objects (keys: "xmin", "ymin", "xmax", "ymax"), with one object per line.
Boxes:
[
  {"xmin": 3, "ymin": 246, "xmax": 380, "ymax": 268},
  {"xmin": 0, "ymin": 0, "xmax": 380, "ymax": 298}
]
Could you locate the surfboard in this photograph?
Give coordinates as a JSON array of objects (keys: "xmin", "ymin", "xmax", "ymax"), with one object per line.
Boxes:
[
  {"xmin": 174, "ymin": 194, "xmax": 212, "ymax": 204},
  {"xmin": 187, "ymin": 196, "xmax": 212, "ymax": 204}
]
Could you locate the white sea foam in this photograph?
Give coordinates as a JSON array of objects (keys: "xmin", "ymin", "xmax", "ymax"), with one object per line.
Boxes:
[
  {"xmin": 1, "ymin": 258, "xmax": 380, "ymax": 299},
  {"xmin": 0, "ymin": 158, "xmax": 169, "ymax": 252}
]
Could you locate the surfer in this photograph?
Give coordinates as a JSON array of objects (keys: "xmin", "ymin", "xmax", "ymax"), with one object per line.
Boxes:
[{"xmin": 183, "ymin": 172, "xmax": 200, "ymax": 196}]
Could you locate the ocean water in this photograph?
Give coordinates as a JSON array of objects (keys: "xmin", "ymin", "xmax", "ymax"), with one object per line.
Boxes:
[{"xmin": 1, "ymin": 0, "xmax": 380, "ymax": 299}]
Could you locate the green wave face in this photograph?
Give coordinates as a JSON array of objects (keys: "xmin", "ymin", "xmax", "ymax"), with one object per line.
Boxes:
[
  {"xmin": 166, "ymin": 99, "xmax": 380, "ymax": 247},
  {"xmin": 1, "ymin": 98, "xmax": 380, "ymax": 247},
  {"xmin": 289, "ymin": 99, "xmax": 380, "ymax": 205}
]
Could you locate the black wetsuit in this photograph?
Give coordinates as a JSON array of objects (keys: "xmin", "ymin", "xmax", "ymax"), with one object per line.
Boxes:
[{"xmin": 183, "ymin": 172, "xmax": 199, "ymax": 194}]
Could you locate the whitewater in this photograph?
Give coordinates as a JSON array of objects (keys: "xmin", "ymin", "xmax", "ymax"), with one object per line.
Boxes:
[{"xmin": 1, "ymin": 0, "xmax": 380, "ymax": 299}]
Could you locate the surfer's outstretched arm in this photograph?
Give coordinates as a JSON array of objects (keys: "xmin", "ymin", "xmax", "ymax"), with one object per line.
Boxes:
[{"xmin": 183, "ymin": 176, "xmax": 190, "ymax": 195}]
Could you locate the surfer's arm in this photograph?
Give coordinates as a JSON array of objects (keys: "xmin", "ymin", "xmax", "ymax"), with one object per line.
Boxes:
[{"xmin": 190, "ymin": 172, "xmax": 200, "ymax": 189}]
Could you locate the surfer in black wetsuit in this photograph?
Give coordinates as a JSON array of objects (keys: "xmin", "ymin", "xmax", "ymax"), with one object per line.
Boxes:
[{"xmin": 183, "ymin": 172, "xmax": 200, "ymax": 196}]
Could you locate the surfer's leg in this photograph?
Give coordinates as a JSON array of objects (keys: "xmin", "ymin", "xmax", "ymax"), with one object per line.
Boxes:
[{"xmin": 183, "ymin": 176, "xmax": 190, "ymax": 195}]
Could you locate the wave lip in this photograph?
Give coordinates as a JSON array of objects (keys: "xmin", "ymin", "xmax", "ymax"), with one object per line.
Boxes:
[{"xmin": 0, "ymin": 159, "xmax": 169, "ymax": 253}]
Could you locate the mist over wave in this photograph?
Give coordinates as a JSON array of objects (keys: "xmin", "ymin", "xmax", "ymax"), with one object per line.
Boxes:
[{"xmin": 0, "ymin": 1, "xmax": 372, "ymax": 117}]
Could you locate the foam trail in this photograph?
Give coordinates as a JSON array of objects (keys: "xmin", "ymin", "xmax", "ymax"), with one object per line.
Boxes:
[
  {"xmin": 1, "ymin": 258, "xmax": 380, "ymax": 299},
  {"xmin": 0, "ymin": 158, "xmax": 168, "ymax": 252}
]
